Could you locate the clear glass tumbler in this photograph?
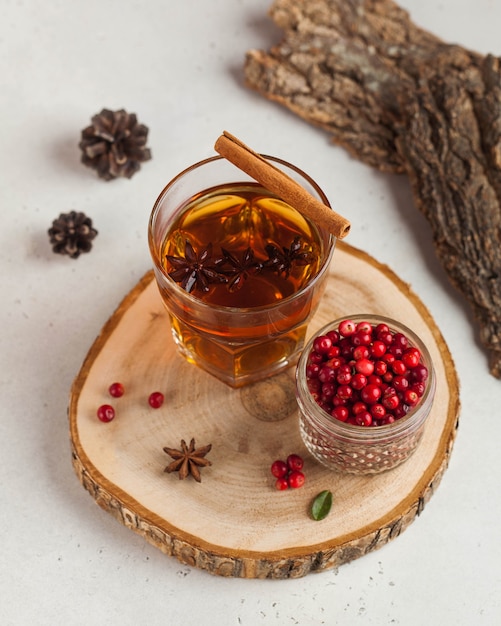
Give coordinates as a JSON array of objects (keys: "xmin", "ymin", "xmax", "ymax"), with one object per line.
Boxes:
[{"xmin": 148, "ymin": 155, "xmax": 335, "ymax": 387}]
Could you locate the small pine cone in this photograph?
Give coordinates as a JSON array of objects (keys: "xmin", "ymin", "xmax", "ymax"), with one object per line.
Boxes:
[
  {"xmin": 79, "ymin": 108, "xmax": 152, "ymax": 181},
  {"xmin": 48, "ymin": 211, "xmax": 98, "ymax": 259}
]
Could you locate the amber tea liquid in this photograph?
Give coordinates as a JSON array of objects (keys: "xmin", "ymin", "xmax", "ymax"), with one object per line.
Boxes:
[{"xmin": 156, "ymin": 182, "xmax": 330, "ymax": 387}]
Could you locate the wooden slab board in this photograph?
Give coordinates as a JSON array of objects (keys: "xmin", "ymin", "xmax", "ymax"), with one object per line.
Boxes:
[{"xmin": 69, "ymin": 241, "xmax": 460, "ymax": 579}]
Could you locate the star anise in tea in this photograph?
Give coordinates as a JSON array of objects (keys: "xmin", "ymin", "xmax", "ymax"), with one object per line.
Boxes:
[
  {"xmin": 166, "ymin": 236, "xmax": 314, "ymax": 293},
  {"xmin": 163, "ymin": 438, "xmax": 212, "ymax": 482},
  {"xmin": 219, "ymin": 246, "xmax": 263, "ymax": 292},
  {"xmin": 165, "ymin": 240, "xmax": 227, "ymax": 294},
  {"xmin": 264, "ymin": 236, "xmax": 315, "ymax": 277}
]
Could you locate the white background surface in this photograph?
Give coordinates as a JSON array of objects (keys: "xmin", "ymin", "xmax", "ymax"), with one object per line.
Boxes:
[{"xmin": 1, "ymin": 1, "xmax": 500, "ymax": 624}]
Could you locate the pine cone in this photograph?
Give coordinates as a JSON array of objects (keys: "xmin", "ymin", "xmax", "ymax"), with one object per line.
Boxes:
[
  {"xmin": 48, "ymin": 211, "xmax": 98, "ymax": 259},
  {"xmin": 79, "ymin": 108, "xmax": 152, "ymax": 181}
]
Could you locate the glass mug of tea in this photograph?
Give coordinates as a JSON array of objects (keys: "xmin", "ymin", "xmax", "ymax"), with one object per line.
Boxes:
[{"xmin": 148, "ymin": 154, "xmax": 336, "ymax": 388}]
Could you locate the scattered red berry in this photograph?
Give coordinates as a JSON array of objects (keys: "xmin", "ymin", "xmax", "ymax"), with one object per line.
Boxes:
[
  {"xmin": 271, "ymin": 454, "xmax": 305, "ymax": 489},
  {"xmin": 287, "ymin": 470, "xmax": 306, "ymax": 489},
  {"xmin": 271, "ymin": 459, "xmax": 288, "ymax": 478},
  {"xmin": 148, "ymin": 391, "xmax": 164, "ymax": 408},
  {"xmin": 275, "ymin": 477, "xmax": 289, "ymax": 491},
  {"xmin": 304, "ymin": 318, "xmax": 429, "ymax": 426},
  {"xmin": 97, "ymin": 404, "xmax": 115, "ymax": 422},
  {"xmin": 108, "ymin": 382, "xmax": 125, "ymax": 398},
  {"xmin": 287, "ymin": 454, "xmax": 304, "ymax": 471}
]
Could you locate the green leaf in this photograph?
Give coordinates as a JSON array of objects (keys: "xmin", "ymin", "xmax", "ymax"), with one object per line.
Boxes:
[{"xmin": 311, "ymin": 490, "xmax": 333, "ymax": 521}]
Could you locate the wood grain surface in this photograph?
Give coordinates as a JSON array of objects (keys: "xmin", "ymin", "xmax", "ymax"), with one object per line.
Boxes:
[{"xmin": 69, "ymin": 241, "xmax": 460, "ymax": 578}]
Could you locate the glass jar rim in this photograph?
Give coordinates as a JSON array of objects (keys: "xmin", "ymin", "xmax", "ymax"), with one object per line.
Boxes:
[
  {"xmin": 295, "ymin": 314, "xmax": 436, "ymax": 439},
  {"xmin": 148, "ymin": 154, "xmax": 336, "ymax": 315}
]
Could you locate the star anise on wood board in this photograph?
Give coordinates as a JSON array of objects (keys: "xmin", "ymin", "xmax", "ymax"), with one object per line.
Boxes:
[{"xmin": 163, "ymin": 438, "xmax": 212, "ymax": 482}]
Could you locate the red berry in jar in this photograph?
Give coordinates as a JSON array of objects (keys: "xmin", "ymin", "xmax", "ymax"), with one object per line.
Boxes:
[
  {"xmin": 97, "ymin": 404, "xmax": 115, "ymax": 422},
  {"xmin": 331, "ymin": 405, "xmax": 349, "ymax": 422},
  {"xmin": 287, "ymin": 470, "xmax": 306, "ymax": 489},
  {"xmin": 301, "ymin": 317, "xmax": 432, "ymax": 428},
  {"xmin": 360, "ymin": 383, "xmax": 382, "ymax": 405},
  {"xmin": 402, "ymin": 347, "xmax": 421, "ymax": 368},
  {"xmin": 313, "ymin": 335, "xmax": 332, "ymax": 354},
  {"xmin": 355, "ymin": 358, "xmax": 375, "ymax": 377},
  {"xmin": 355, "ymin": 411, "xmax": 373, "ymax": 427},
  {"xmin": 339, "ymin": 319, "xmax": 356, "ymax": 337},
  {"xmin": 356, "ymin": 320, "xmax": 373, "ymax": 334},
  {"xmin": 108, "ymin": 382, "xmax": 125, "ymax": 398}
]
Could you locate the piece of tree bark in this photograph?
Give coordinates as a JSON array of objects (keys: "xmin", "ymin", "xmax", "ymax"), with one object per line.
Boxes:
[{"xmin": 244, "ymin": 0, "xmax": 501, "ymax": 377}]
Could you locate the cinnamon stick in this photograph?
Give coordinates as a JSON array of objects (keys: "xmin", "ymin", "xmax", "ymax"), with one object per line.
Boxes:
[{"xmin": 214, "ymin": 131, "xmax": 350, "ymax": 239}]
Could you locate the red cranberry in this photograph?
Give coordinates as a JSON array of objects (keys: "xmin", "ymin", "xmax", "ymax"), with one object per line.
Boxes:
[
  {"xmin": 339, "ymin": 319, "xmax": 356, "ymax": 337},
  {"xmin": 326, "ymin": 330, "xmax": 340, "ymax": 344},
  {"xmin": 332, "ymin": 406, "xmax": 349, "ymax": 422},
  {"xmin": 393, "ymin": 332, "xmax": 409, "ymax": 349},
  {"xmin": 337, "ymin": 384, "xmax": 353, "ymax": 401},
  {"xmin": 148, "ymin": 391, "xmax": 164, "ymax": 408},
  {"xmin": 351, "ymin": 372, "xmax": 367, "ymax": 390},
  {"xmin": 370, "ymin": 403, "xmax": 386, "ymax": 419},
  {"xmin": 275, "ymin": 477, "xmax": 289, "ymax": 491},
  {"xmin": 393, "ymin": 375, "xmax": 409, "ymax": 392},
  {"xmin": 108, "ymin": 382, "xmax": 124, "ymax": 398},
  {"xmin": 355, "ymin": 411, "xmax": 373, "ymax": 427},
  {"xmin": 318, "ymin": 365, "xmax": 336, "ymax": 384},
  {"xmin": 287, "ymin": 470, "xmax": 305, "ymax": 489},
  {"xmin": 383, "ymin": 371, "xmax": 394, "ymax": 384},
  {"xmin": 97, "ymin": 404, "xmax": 115, "ymax": 422},
  {"xmin": 404, "ymin": 389, "xmax": 420, "ymax": 406},
  {"xmin": 287, "ymin": 454, "xmax": 304, "ymax": 471},
  {"xmin": 382, "ymin": 352, "xmax": 396, "ymax": 365},
  {"xmin": 308, "ymin": 351, "xmax": 324, "ymax": 365},
  {"xmin": 336, "ymin": 364, "xmax": 352, "ymax": 384},
  {"xmin": 382, "ymin": 389, "xmax": 399, "ymax": 410},
  {"xmin": 306, "ymin": 363, "xmax": 320, "ymax": 378},
  {"xmin": 313, "ymin": 335, "xmax": 332, "ymax": 354},
  {"xmin": 352, "ymin": 330, "xmax": 372, "ymax": 346},
  {"xmin": 377, "ymin": 330, "xmax": 394, "ymax": 345},
  {"xmin": 410, "ymin": 364, "xmax": 429, "ymax": 383},
  {"xmin": 392, "ymin": 360, "xmax": 408, "ymax": 376},
  {"xmin": 321, "ymin": 382, "xmax": 336, "ymax": 402},
  {"xmin": 355, "ymin": 358, "xmax": 375, "ymax": 377},
  {"xmin": 356, "ymin": 321, "xmax": 373, "ymax": 334},
  {"xmin": 326, "ymin": 345, "xmax": 341, "ymax": 359},
  {"xmin": 353, "ymin": 345, "xmax": 370, "ymax": 360},
  {"xmin": 411, "ymin": 381, "xmax": 426, "ymax": 397},
  {"xmin": 352, "ymin": 401, "xmax": 368, "ymax": 415},
  {"xmin": 360, "ymin": 383, "xmax": 382, "ymax": 404},
  {"xmin": 271, "ymin": 460, "xmax": 288, "ymax": 478},
  {"xmin": 371, "ymin": 340, "xmax": 386, "ymax": 358},
  {"xmin": 402, "ymin": 347, "xmax": 421, "ymax": 368},
  {"xmin": 393, "ymin": 404, "xmax": 409, "ymax": 419}
]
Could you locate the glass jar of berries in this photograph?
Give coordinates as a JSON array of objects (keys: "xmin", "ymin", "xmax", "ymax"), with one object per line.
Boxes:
[{"xmin": 295, "ymin": 315, "xmax": 436, "ymax": 475}]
